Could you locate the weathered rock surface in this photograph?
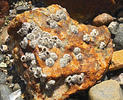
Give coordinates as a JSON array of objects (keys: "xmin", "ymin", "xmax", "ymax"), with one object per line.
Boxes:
[
  {"xmin": 109, "ymin": 50, "xmax": 123, "ymax": 71},
  {"xmin": 89, "ymin": 80, "xmax": 123, "ymax": 100},
  {"xmin": 8, "ymin": 4, "xmax": 113, "ymax": 100},
  {"xmin": 92, "ymin": 13, "xmax": 114, "ymax": 26}
]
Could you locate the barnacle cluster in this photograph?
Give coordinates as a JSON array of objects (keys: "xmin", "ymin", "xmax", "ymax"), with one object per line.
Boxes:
[{"xmin": 8, "ymin": 4, "xmax": 113, "ymax": 100}]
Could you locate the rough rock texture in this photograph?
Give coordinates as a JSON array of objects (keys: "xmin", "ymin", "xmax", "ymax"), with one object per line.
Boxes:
[
  {"xmin": 8, "ymin": 4, "xmax": 113, "ymax": 100},
  {"xmin": 92, "ymin": 13, "xmax": 114, "ymax": 26},
  {"xmin": 43, "ymin": 0, "xmax": 117, "ymax": 21},
  {"xmin": 89, "ymin": 80, "xmax": 123, "ymax": 100},
  {"xmin": 113, "ymin": 23, "xmax": 123, "ymax": 50},
  {"xmin": 109, "ymin": 50, "xmax": 123, "ymax": 71}
]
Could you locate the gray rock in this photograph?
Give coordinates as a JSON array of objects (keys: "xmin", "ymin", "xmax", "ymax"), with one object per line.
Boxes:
[
  {"xmin": 0, "ymin": 54, "xmax": 4, "ymax": 62},
  {"xmin": 113, "ymin": 23, "xmax": 123, "ymax": 50},
  {"xmin": 108, "ymin": 21, "xmax": 119, "ymax": 35},
  {"xmin": 89, "ymin": 80, "xmax": 123, "ymax": 100},
  {"xmin": 0, "ymin": 70, "xmax": 7, "ymax": 84},
  {"xmin": 0, "ymin": 84, "xmax": 12, "ymax": 100},
  {"xmin": 13, "ymin": 83, "xmax": 21, "ymax": 91}
]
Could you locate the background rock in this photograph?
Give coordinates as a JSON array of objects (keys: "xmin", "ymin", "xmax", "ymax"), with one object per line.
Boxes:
[
  {"xmin": 109, "ymin": 50, "xmax": 123, "ymax": 71},
  {"xmin": 89, "ymin": 80, "xmax": 123, "ymax": 100},
  {"xmin": 92, "ymin": 13, "xmax": 115, "ymax": 26}
]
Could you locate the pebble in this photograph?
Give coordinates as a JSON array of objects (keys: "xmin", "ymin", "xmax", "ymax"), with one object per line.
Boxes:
[
  {"xmin": 13, "ymin": 83, "xmax": 21, "ymax": 91},
  {"xmin": 108, "ymin": 21, "xmax": 119, "ymax": 35},
  {"xmin": 0, "ymin": 84, "xmax": 12, "ymax": 100},
  {"xmin": 0, "ymin": 62, "xmax": 7, "ymax": 68},
  {"xmin": 109, "ymin": 50, "xmax": 123, "ymax": 71},
  {"xmin": 92, "ymin": 13, "xmax": 115, "ymax": 26},
  {"xmin": 113, "ymin": 23, "xmax": 123, "ymax": 50},
  {"xmin": 0, "ymin": 70, "xmax": 7, "ymax": 84},
  {"xmin": 89, "ymin": 80, "xmax": 123, "ymax": 100}
]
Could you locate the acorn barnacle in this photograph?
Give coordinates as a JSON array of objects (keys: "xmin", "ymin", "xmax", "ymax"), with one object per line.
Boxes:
[
  {"xmin": 90, "ymin": 29, "xmax": 99, "ymax": 37},
  {"xmin": 99, "ymin": 42, "xmax": 106, "ymax": 49},
  {"xmin": 55, "ymin": 9, "xmax": 66, "ymax": 20},
  {"xmin": 45, "ymin": 58, "xmax": 55, "ymax": 67},
  {"xmin": 70, "ymin": 25, "xmax": 78, "ymax": 34},
  {"xmin": 73, "ymin": 47, "xmax": 81, "ymax": 55},
  {"xmin": 83, "ymin": 34, "xmax": 90, "ymax": 42}
]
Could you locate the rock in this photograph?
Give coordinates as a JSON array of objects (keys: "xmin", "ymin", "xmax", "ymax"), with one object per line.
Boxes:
[
  {"xmin": 108, "ymin": 21, "xmax": 119, "ymax": 35},
  {"xmin": 0, "ymin": 54, "xmax": 4, "ymax": 62},
  {"xmin": 8, "ymin": 4, "xmax": 113, "ymax": 100},
  {"xmin": 89, "ymin": 80, "xmax": 123, "ymax": 100},
  {"xmin": 92, "ymin": 13, "xmax": 115, "ymax": 26},
  {"xmin": 0, "ymin": 62, "xmax": 7, "ymax": 68},
  {"xmin": 118, "ymin": 17, "xmax": 123, "ymax": 23},
  {"xmin": 113, "ymin": 23, "xmax": 123, "ymax": 50},
  {"xmin": 0, "ymin": 84, "xmax": 12, "ymax": 100},
  {"xmin": 109, "ymin": 50, "xmax": 123, "ymax": 71},
  {"xmin": 0, "ymin": 70, "xmax": 7, "ymax": 84},
  {"xmin": 43, "ymin": 0, "xmax": 117, "ymax": 22},
  {"xmin": 13, "ymin": 83, "xmax": 21, "ymax": 91},
  {"xmin": 16, "ymin": 6, "xmax": 31, "ymax": 14}
]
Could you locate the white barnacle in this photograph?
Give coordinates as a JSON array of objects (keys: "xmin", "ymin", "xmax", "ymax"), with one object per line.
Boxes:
[
  {"xmin": 41, "ymin": 37, "xmax": 49, "ymax": 46},
  {"xmin": 20, "ymin": 55, "xmax": 26, "ymax": 62},
  {"xmin": 45, "ymin": 58, "xmax": 54, "ymax": 67},
  {"xmin": 63, "ymin": 54, "xmax": 72, "ymax": 62},
  {"xmin": 52, "ymin": 36, "xmax": 58, "ymax": 43},
  {"xmin": 70, "ymin": 25, "xmax": 78, "ymax": 34},
  {"xmin": 39, "ymin": 51, "xmax": 50, "ymax": 61},
  {"xmin": 0, "ymin": 45, "xmax": 8, "ymax": 52},
  {"xmin": 90, "ymin": 29, "xmax": 99, "ymax": 37},
  {"xmin": 83, "ymin": 34, "xmax": 90, "ymax": 42},
  {"xmin": 47, "ymin": 39, "xmax": 54, "ymax": 49},
  {"xmin": 60, "ymin": 58, "xmax": 68, "ymax": 68},
  {"xmin": 65, "ymin": 75, "xmax": 72, "ymax": 85},
  {"xmin": 99, "ymin": 42, "xmax": 106, "ymax": 49},
  {"xmin": 31, "ymin": 59, "xmax": 37, "ymax": 65},
  {"xmin": 20, "ymin": 37, "xmax": 28, "ymax": 49},
  {"xmin": 73, "ymin": 47, "xmax": 81, "ymax": 55},
  {"xmin": 72, "ymin": 73, "xmax": 84, "ymax": 84},
  {"xmin": 45, "ymin": 80, "xmax": 56, "ymax": 90},
  {"xmin": 56, "ymin": 9, "xmax": 66, "ymax": 20},
  {"xmin": 55, "ymin": 39, "xmax": 63, "ymax": 48},
  {"xmin": 47, "ymin": 19, "xmax": 58, "ymax": 28},
  {"xmin": 34, "ymin": 32, "xmax": 41, "ymax": 40},
  {"xmin": 30, "ymin": 66, "xmax": 42, "ymax": 78},
  {"xmin": 26, "ymin": 33, "xmax": 35, "ymax": 40},
  {"xmin": 25, "ymin": 52, "xmax": 35, "ymax": 61},
  {"xmin": 50, "ymin": 52, "xmax": 58, "ymax": 61},
  {"xmin": 75, "ymin": 53, "xmax": 83, "ymax": 61},
  {"xmin": 29, "ymin": 40, "xmax": 37, "ymax": 48},
  {"xmin": 42, "ymin": 31, "xmax": 51, "ymax": 38}
]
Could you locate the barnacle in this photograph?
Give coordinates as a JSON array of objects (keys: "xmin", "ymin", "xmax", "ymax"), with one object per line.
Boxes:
[{"xmin": 8, "ymin": 4, "xmax": 113, "ymax": 100}]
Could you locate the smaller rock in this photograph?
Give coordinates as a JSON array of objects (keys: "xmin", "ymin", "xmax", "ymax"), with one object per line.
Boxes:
[
  {"xmin": 92, "ymin": 13, "xmax": 115, "ymax": 26},
  {"xmin": 89, "ymin": 80, "xmax": 123, "ymax": 100},
  {"xmin": 13, "ymin": 83, "xmax": 21, "ymax": 91},
  {"xmin": 113, "ymin": 23, "xmax": 123, "ymax": 50},
  {"xmin": 0, "ymin": 62, "xmax": 7, "ymax": 68},
  {"xmin": 108, "ymin": 21, "xmax": 119, "ymax": 35},
  {"xmin": 0, "ymin": 84, "xmax": 12, "ymax": 100},
  {"xmin": 118, "ymin": 17, "xmax": 123, "ymax": 23},
  {"xmin": 16, "ymin": 6, "xmax": 31, "ymax": 14},
  {"xmin": 109, "ymin": 50, "xmax": 123, "ymax": 71},
  {"xmin": 0, "ymin": 70, "xmax": 7, "ymax": 84}
]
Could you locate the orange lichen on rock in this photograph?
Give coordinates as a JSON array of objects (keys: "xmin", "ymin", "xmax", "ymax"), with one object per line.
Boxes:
[{"xmin": 8, "ymin": 4, "xmax": 113, "ymax": 100}]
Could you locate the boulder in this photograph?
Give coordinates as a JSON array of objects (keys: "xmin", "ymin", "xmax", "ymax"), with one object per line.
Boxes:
[
  {"xmin": 8, "ymin": 4, "xmax": 113, "ymax": 100},
  {"xmin": 89, "ymin": 80, "xmax": 123, "ymax": 100}
]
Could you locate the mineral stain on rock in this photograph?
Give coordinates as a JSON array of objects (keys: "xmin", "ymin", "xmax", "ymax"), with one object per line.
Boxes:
[{"xmin": 8, "ymin": 4, "xmax": 113, "ymax": 100}]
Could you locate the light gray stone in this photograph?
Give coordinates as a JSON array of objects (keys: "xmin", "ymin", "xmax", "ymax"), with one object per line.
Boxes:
[{"xmin": 89, "ymin": 80, "xmax": 123, "ymax": 100}]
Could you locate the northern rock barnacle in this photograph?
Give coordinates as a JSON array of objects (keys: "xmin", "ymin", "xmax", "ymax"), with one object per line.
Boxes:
[{"xmin": 8, "ymin": 4, "xmax": 113, "ymax": 100}]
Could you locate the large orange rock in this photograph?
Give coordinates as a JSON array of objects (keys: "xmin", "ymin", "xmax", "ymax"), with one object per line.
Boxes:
[
  {"xmin": 8, "ymin": 4, "xmax": 113, "ymax": 100},
  {"xmin": 43, "ymin": 0, "xmax": 117, "ymax": 21}
]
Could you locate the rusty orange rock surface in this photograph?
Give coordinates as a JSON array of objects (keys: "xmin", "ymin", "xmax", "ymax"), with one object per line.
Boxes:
[
  {"xmin": 109, "ymin": 50, "xmax": 123, "ymax": 71},
  {"xmin": 8, "ymin": 4, "xmax": 113, "ymax": 100}
]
